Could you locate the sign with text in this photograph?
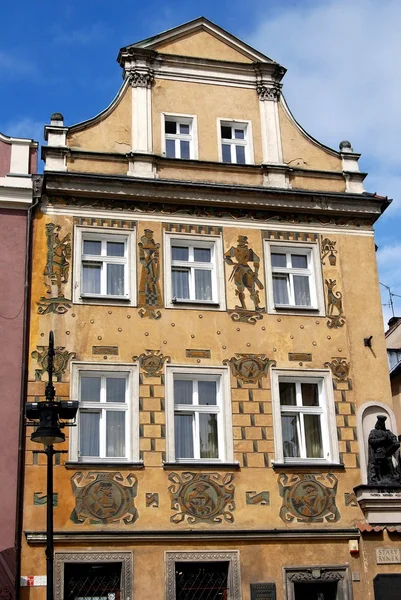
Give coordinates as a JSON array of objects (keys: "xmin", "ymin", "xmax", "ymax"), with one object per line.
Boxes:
[
  {"xmin": 376, "ymin": 548, "xmax": 401, "ymax": 564},
  {"xmin": 250, "ymin": 583, "xmax": 276, "ymax": 600}
]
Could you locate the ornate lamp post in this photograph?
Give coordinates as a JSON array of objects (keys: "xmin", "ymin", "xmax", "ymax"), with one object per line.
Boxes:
[{"xmin": 26, "ymin": 331, "xmax": 78, "ymax": 600}]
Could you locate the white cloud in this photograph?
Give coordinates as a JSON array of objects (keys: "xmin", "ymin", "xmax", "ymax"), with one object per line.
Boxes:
[
  {"xmin": 53, "ymin": 23, "xmax": 112, "ymax": 45},
  {"xmin": 0, "ymin": 51, "xmax": 38, "ymax": 79},
  {"xmin": 0, "ymin": 117, "xmax": 43, "ymax": 143}
]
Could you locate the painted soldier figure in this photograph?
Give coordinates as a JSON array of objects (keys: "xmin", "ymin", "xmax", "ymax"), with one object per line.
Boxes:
[
  {"xmin": 224, "ymin": 235, "xmax": 264, "ymax": 311},
  {"xmin": 44, "ymin": 223, "xmax": 71, "ymax": 298},
  {"xmin": 138, "ymin": 229, "xmax": 162, "ymax": 307},
  {"xmin": 368, "ymin": 415, "xmax": 401, "ymax": 486}
]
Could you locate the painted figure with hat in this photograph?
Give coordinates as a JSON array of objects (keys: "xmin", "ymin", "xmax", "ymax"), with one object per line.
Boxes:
[{"xmin": 224, "ymin": 235, "xmax": 264, "ymax": 311}]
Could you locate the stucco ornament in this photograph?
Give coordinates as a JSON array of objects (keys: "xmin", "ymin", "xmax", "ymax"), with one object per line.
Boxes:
[
  {"xmin": 256, "ymin": 83, "xmax": 281, "ymax": 101},
  {"xmin": 137, "ymin": 229, "xmax": 162, "ymax": 320},
  {"xmin": 168, "ymin": 472, "xmax": 235, "ymax": 524},
  {"xmin": 129, "ymin": 69, "xmax": 154, "ymax": 88},
  {"xmin": 223, "ymin": 353, "xmax": 276, "ymax": 384},
  {"xmin": 32, "ymin": 345, "xmax": 75, "ymax": 382},
  {"xmin": 132, "ymin": 349, "xmax": 171, "ymax": 377},
  {"xmin": 278, "ymin": 473, "xmax": 340, "ymax": 523},
  {"xmin": 325, "ymin": 279, "xmax": 346, "ymax": 329},
  {"xmin": 321, "ymin": 237, "xmax": 338, "ymax": 265},
  {"xmin": 37, "ymin": 222, "xmax": 72, "ymax": 315},
  {"xmin": 324, "ymin": 357, "xmax": 351, "ymax": 387},
  {"xmin": 70, "ymin": 472, "xmax": 138, "ymax": 525}
]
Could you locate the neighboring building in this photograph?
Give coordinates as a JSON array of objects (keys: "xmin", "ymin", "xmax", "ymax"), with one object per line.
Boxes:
[
  {"xmin": 0, "ymin": 131, "xmax": 38, "ymax": 597},
  {"xmin": 21, "ymin": 18, "xmax": 400, "ymax": 600},
  {"xmin": 385, "ymin": 317, "xmax": 401, "ymax": 427}
]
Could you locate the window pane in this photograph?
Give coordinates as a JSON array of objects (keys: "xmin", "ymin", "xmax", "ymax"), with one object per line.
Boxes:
[
  {"xmin": 175, "ymin": 562, "xmax": 229, "ymax": 600},
  {"xmin": 271, "ymin": 253, "xmax": 287, "ymax": 268},
  {"xmin": 107, "ymin": 241, "xmax": 125, "ymax": 257},
  {"xmin": 194, "ymin": 247, "xmax": 211, "ymax": 262},
  {"xmin": 293, "ymin": 275, "xmax": 311, "ymax": 306},
  {"xmin": 234, "ymin": 128, "xmax": 245, "ymax": 139},
  {"xmin": 195, "ymin": 269, "xmax": 212, "ymax": 301},
  {"xmin": 82, "ymin": 264, "xmax": 101, "ymax": 294},
  {"xmin": 172, "ymin": 268, "xmax": 190, "ymax": 299},
  {"xmin": 174, "ymin": 380, "xmax": 193, "ymax": 404},
  {"xmin": 273, "ymin": 275, "xmax": 289, "ymax": 304},
  {"xmin": 179, "ymin": 123, "xmax": 190, "ymax": 135},
  {"xmin": 175, "ymin": 414, "xmax": 194, "ymax": 458},
  {"xmin": 107, "ymin": 264, "xmax": 124, "ymax": 295},
  {"xmin": 235, "ymin": 145, "xmax": 246, "ymax": 164},
  {"xmin": 80, "ymin": 412, "xmax": 100, "ymax": 456},
  {"xmin": 166, "ymin": 139, "xmax": 176, "ymax": 158},
  {"xmin": 301, "ymin": 383, "xmax": 319, "ymax": 406},
  {"xmin": 304, "ymin": 414, "xmax": 323, "ymax": 458},
  {"xmin": 172, "ymin": 246, "xmax": 189, "ymax": 261},
  {"xmin": 81, "ymin": 376, "xmax": 101, "ymax": 402},
  {"xmin": 200, "ymin": 413, "xmax": 218, "ymax": 458},
  {"xmin": 292, "ymin": 254, "xmax": 308, "ymax": 268},
  {"xmin": 180, "ymin": 140, "xmax": 190, "ymax": 159},
  {"xmin": 282, "ymin": 414, "xmax": 300, "ymax": 458},
  {"xmin": 83, "ymin": 240, "xmax": 101, "ymax": 255},
  {"xmin": 106, "ymin": 377, "xmax": 126, "ymax": 403},
  {"xmin": 198, "ymin": 380, "xmax": 217, "ymax": 405},
  {"xmin": 106, "ymin": 411, "xmax": 125, "ymax": 457},
  {"xmin": 165, "ymin": 120, "xmax": 176, "ymax": 134},
  {"xmin": 221, "ymin": 126, "xmax": 232, "ymax": 139},
  {"xmin": 222, "ymin": 144, "xmax": 231, "ymax": 162},
  {"xmin": 279, "ymin": 382, "xmax": 296, "ymax": 405}
]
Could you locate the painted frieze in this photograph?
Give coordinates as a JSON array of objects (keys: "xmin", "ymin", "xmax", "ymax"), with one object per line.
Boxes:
[
  {"xmin": 321, "ymin": 237, "xmax": 337, "ymax": 266},
  {"xmin": 138, "ymin": 229, "xmax": 163, "ymax": 319},
  {"xmin": 246, "ymin": 491, "xmax": 270, "ymax": 505},
  {"xmin": 70, "ymin": 472, "xmax": 138, "ymax": 525},
  {"xmin": 224, "ymin": 235, "xmax": 264, "ymax": 324},
  {"xmin": 224, "ymin": 354, "xmax": 276, "ymax": 384},
  {"xmin": 325, "ymin": 279, "xmax": 346, "ymax": 328},
  {"xmin": 278, "ymin": 473, "xmax": 340, "ymax": 523},
  {"xmin": 145, "ymin": 493, "xmax": 159, "ymax": 507},
  {"xmin": 132, "ymin": 349, "xmax": 171, "ymax": 377},
  {"xmin": 32, "ymin": 345, "xmax": 75, "ymax": 382},
  {"xmin": 168, "ymin": 471, "xmax": 235, "ymax": 524},
  {"xmin": 37, "ymin": 223, "xmax": 72, "ymax": 315}
]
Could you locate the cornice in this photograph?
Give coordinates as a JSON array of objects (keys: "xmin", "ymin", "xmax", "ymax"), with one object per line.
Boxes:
[{"xmin": 0, "ymin": 184, "xmax": 33, "ymax": 209}]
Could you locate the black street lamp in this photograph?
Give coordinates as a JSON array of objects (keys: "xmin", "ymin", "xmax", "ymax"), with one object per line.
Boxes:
[{"xmin": 26, "ymin": 331, "xmax": 78, "ymax": 600}]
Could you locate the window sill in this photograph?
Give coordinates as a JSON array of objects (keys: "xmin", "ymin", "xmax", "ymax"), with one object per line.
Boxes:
[
  {"xmin": 171, "ymin": 300, "xmax": 220, "ymax": 306},
  {"xmin": 274, "ymin": 305, "xmax": 319, "ymax": 311},
  {"xmin": 80, "ymin": 295, "xmax": 131, "ymax": 301},
  {"xmin": 163, "ymin": 461, "xmax": 241, "ymax": 470},
  {"xmin": 271, "ymin": 462, "xmax": 344, "ymax": 471},
  {"xmin": 65, "ymin": 461, "xmax": 144, "ymax": 470}
]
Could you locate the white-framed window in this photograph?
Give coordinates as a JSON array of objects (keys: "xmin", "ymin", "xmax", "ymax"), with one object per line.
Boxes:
[
  {"xmin": 217, "ymin": 119, "xmax": 253, "ymax": 164},
  {"xmin": 271, "ymin": 369, "xmax": 339, "ymax": 464},
  {"xmin": 165, "ymin": 366, "xmax": 233, "ymax": 463},
  {"xmin": 73, "ymin": 226, "xmax": 136, "ymax": 305},
  {"xmin": 164, "ymin": 232, "xmax": 226, "ymax": 309},
  {"xmin": 70, "ymin": 362, "xmax": 139, "ymax": 463},
  {"xmin": 162, "ymin": 113, "xmax": 197, "ymax": 160},
  {"xmin": 264, "ymin": 240, "xmax": 325, "ymax": 315}
]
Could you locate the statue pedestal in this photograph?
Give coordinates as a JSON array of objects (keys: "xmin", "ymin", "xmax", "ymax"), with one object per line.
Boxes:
[{"xmin": 354, "ymin": 485, "xmax": 401, "ymax": 525}]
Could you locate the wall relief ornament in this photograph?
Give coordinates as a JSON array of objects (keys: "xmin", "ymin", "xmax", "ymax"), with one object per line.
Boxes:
[
  {"xmin": 129, "ymin": 69, "xmax": 154, "ymax": 88},
  {"xmin": 223, "ymin": 354, "xmax": 276, "ymax": 384},
  {"xmin": 278, "ymin": 473, "xmax": 340, "ymax": 523},
  {"xmin": 70, "ymin": 472, "xmax": 138, "ymax": 525},
  {"xmin": 132, "ymin": 349, "xmax": 171, "ymax": 377},
  {"xmin": 324, "ymin": 357, "xmax": 351, "ymax": 388},
  {"xmin": 32, "ymin": 345, "xmax": 75, "ymax": 382},
  {"xmin": 37, "ymin": 223, "xmax": 72, "ymax": 315},
  {"xmin": 321, "ymin": 237, "xmax": 338, "ymax": 265},
  {"xmin": 325, "ymin": 279, "xmax": 346, "ymax": 328},
  {"xmin": 256, "ymin": 83, "xmax": 281, "ymax": 101},
  {"xmin": 168, "ymin": 472, "xmax": 235, "ymax": 524},
  {"xmin": 224, "ymin": 236, "xmax": 264, "ymax": 323},
  {"xmin": 138, "ymin": 229, "xmax": 162, "ymax": 320}
]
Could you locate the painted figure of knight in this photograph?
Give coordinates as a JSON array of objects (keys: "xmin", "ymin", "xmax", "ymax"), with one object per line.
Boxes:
[{"xmin": 224, "ymin": 235, "xmax": 264, "ymax": 311}]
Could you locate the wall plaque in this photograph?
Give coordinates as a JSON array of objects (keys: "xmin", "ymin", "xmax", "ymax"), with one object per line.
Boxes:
[
  {"xmin": 186, "ymin": 349, "xmax": 211, "ymax": 358},
  {"xmin": 92, "ymin": 346, "xmax": 118, "ymax": 355},
  {"xmin": 250, "ymin": 583, "xmax": 276, "ymax": 600},
  {"xmin": 376, "ymin": 548, "xmax": 401, "ymax": 564},
  {"xmin": 289, "ymin": 353, "xmax": 312, "ymax": 361}
]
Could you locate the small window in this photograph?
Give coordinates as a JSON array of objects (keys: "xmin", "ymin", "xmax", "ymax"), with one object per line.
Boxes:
[
  {"xmin": 163, "ymin": 114, "xmax": 196, "ymax": 160},
  {"xmin": 218, "ymin": 120, "xmax": 252, "ymax": 164}
]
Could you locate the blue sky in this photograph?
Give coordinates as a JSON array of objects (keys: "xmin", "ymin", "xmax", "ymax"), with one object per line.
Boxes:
[{"xmin": 1, "ymin": 0, "xmax": 400, "ymax": 326}]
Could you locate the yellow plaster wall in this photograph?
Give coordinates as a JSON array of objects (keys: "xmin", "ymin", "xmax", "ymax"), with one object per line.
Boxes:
[
  {"xmin": 155, "ymin": 30, "xmax": 253, "ymax": 63},
  {"xmin": 290, "ymin": 174, "xmax": 346, "ymax": 193},
  {"xmin": 66, "ymin": 156, "xmax": 128, "ymax": 175},
  {"xmin": 158, "ymin": 164, "xmax": 264, "ymax": 186}
]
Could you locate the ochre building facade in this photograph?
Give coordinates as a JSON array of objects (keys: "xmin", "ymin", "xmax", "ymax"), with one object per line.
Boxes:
[{"xmin": 20, "ymin": 18, "xmax": 400, "ymax": 600}]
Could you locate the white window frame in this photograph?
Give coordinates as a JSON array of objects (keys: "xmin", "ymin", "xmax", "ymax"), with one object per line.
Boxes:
[
  {"xmin": 73, "ymin": 226, "xmax": 137, "ymax": 305},
  {"xmin": 217, "ymin": 118, "xmax": 254, "ymax": 165},
  {"xmin": 271, "ymin": 368, "xmax": 339, "ymax": 465},
  {"xmin": 162, "ymin": 112, "xmax": 198, "ymax": 160},
  {"xmin": 70, "ymin": 362, "xmax": 139, "ymax": 464},
  {"xmin": 165, "ymin": 365, "xmax": 233, "ymax": 463},
  {"xmin": 264, "ymin": 240, "xmax": 325, "ymax": 315},
  {"xmin": 164, "ymin": 232, "xmax": 226, "ymax": 310}
]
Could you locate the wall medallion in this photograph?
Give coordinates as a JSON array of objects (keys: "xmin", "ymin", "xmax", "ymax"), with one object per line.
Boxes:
[
  {"xmin": 324, "ymin": 357, "xmax": 351, "ymax": 388},
  {"xmin": 138, "ymin": 229, "xmax": 162, "ymax": 319},
  {"xmin": 70, "ymin": 472, "xmax": 138, "ymax": 525},
  {"xmin": 224, "ymin": 236, "xmax": 264, "ymax": 324},
  {"xmin": 325, "ymin": 279, "xmax": 346, "ymax": 328},
  {"xmin": 223, "ymin": 354, "xmax": 276, "ymax": 384},
  {"xmin": 168, "ymin": 472, "xmax": 235, "ymax": 524},
  {"xmin": 278, "ymin": 473, "xmax": 340, "ymax": 523},
  {"xmin": 132, "ymin": 349, "xmax": 171, "ymax": 377},
  {"xmin": 321, "ymin": 237, "xmax": 337, "ymax": 265},
  {"xmin": 37, "ymin": 223, "xmax": 72, "ymax": 315},
  {"xmin": 32, "ymin": 345, "xmax": 75, "ymax": 382}
]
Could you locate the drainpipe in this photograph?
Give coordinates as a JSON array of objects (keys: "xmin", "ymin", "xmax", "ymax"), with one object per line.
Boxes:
[{"xmin": 14, "ymin": 174, "xmax": 43, "ymax": 599}]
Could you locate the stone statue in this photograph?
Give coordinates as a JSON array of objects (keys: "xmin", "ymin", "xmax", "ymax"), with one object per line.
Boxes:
[{"xmin": 368, "ymin": 415, "xmax": 401, "ymax": 486}]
